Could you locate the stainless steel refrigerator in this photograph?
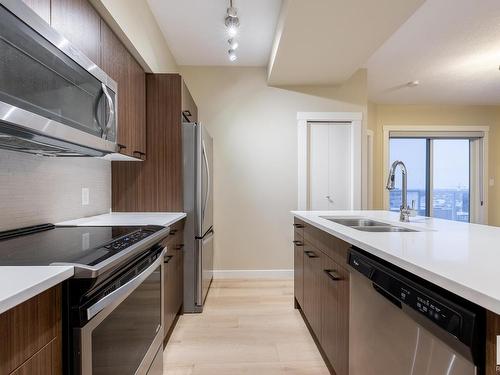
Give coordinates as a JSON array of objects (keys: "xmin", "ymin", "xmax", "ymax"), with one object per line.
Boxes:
[{"xmin": 182, "ymin": 122, "xmax": 214, "ymax": 313}]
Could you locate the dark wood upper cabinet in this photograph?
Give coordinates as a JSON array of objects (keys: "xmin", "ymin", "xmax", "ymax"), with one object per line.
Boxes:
[
  {"xmin": 101, "ymin": 20, "xmax": 146, "ymax": 158},
  {"xmin": 21, "ymin": 0, "xmax": 50, "ymax": 24},
  {"xmin": 51, "ymin": 0, "xmax": 101, "ymax": 65},
  {"xmin": 112, "ymin": 74, "xmax": 188, "ymax": 212},
  {"xmin": 100, "ymin": 20, "xmax": 129, "ymax": 150},
  {"xmin": 128, "ymin": 53, "xmax": 146, "ymax": 156}
]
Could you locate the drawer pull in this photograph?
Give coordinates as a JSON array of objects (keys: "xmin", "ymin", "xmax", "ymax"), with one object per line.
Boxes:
[
  {"xmin": 324, "ymin": 269, "xmax": 342, "ymax": 281},
  {"xmin": 292, "ymin": 240, "xmax": 304, "ymax": 246},
  {"xmin": 305, "ymin": 251, "xmax": 318, "ymax": 258},
  {"xmin": 293, "ymin": 223, "xmax": 305, "ymax": 228}
]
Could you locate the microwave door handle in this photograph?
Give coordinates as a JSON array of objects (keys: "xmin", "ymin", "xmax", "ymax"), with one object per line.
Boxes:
[
  {"xmin": 86, "ymin": 250, "xmax": 164, "ymax": 320},
  {"xmin": 101, "ymin": 83, "xmax": 115, "ymax": 139},
  {"xmin": 94, "ymin": 86, "xmax": 105, "ymax": 137}
]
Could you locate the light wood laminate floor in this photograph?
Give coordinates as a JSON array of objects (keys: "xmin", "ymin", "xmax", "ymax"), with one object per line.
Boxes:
[{"xmin": 163, "ymin": 279, "xmax": 329, "ymax": 374}]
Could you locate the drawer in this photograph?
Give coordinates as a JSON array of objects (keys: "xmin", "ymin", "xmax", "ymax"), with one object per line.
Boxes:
[
  {"xmin": 293, "ymin": 218, "xmax": 306, "ymax": 238},
  {"xmin": 304, "ymin": 224, "xmax": 350, "ymax": 267},
  {"xmin": 0, "ymin": 286, "xmax": 60, "ymax": 374}
]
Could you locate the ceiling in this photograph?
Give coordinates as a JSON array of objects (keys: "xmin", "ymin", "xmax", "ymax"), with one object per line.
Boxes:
[
  {"xmin": 147, "ymin": 0, "xmax": 282, "ymax": 66},
  {"xmin": 266, "ymin": 0, "xmax": 425, "ymax": 86},
  {"xmin": 367, "ymin": 0, "xmax": 500, "ymax": 105}
]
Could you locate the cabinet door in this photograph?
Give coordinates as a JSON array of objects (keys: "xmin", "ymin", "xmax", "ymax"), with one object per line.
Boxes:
[
  {"xmin": 51, "ymin": 0, "xmax": 101, "ymax": 65},
  {"xmin": 293, "ymin": 236, "xmax": 304, "ymax": 308},
  {"xmin": 163, "ymin": 253, "xmax": 177, "ymax": 337},
  {"xmin": 321, "ymin": 256, "xmax": 349, "ymax": 375},
  {"xmin": 302, "ymin": 243, "xmax": 323, "ymax": 341},
  {"xmin": 128, "ymin": 54, "xmax": 146, "ymax": 157},
  {"xmin": 101, "ymin": 21, "xmax": 131, "ymax": 155},
  {"xmin": 21, "ymin": 0, "xmax": 50, "ymax": 24},
  {"xmin": 10, "ymin": 341, "xmax": 55, "ymax": 375}
]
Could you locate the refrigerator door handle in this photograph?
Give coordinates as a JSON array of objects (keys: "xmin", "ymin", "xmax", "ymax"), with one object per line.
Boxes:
[{"xmin": 202, "ymin": 139, "xmax": 210, "ymax": 221}]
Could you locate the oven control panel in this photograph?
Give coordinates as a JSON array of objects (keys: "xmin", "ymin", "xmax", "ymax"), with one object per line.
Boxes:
[{"xmin": 104, "ymin": 230, "xmax": 152, "ymax": 252}]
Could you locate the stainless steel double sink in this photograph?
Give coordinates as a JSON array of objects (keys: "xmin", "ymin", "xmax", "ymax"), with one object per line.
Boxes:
[{"xmin": 321, "ymin": 217, "xmax": 419, "ymax": 232}]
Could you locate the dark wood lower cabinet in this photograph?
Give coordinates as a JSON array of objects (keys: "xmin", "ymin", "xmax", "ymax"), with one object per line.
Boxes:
[
  {"xmin": 0, "ymin": 285, "xmax": 61, "ymax": 375},
  {"xmin": 321, "ymin": 256, "xmax": 349, "ymax": 375},
  {"xmin": 293, "ymin": 238, "xmax": 304, "ymax": 308},
  {"xmin": 293, "ymin": 219, "xmax": 349, "ymax": 375},
  {"xmin": 303, "ymin": 243, "xmax": 324, "ymax": 342},
  {"xmin": 163, "ymin": 219, "xmax": 185, "ymax": 345}
]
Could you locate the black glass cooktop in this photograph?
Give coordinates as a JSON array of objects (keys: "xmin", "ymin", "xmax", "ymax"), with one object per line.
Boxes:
[{"xmin": 0, "ymin": 224, "xmax": 158, "ymax": 266}]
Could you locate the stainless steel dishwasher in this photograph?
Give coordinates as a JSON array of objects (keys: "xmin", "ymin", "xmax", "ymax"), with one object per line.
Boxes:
[{"xmin": 348, "ymin": 248, "xmax": 485, "ymax": 375}]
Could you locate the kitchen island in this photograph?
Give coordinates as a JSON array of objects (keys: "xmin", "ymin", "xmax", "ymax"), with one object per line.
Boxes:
[{"xmin": 292, "ymin": 210, "xmax": 500, "ymax": 375}]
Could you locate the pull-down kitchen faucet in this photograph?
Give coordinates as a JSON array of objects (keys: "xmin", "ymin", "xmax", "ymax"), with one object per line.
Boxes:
[{"xmin": 386, "ymin": 160, "xmax": 416, "ymax": 222}]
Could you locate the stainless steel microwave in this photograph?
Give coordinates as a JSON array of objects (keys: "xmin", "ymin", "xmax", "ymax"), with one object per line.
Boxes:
[{"xmin": 0, "ymin": 0, "xmax": 118, "ymax": 157}]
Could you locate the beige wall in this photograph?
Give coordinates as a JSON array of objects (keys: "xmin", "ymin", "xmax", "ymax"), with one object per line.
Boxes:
[
  {"xmin": 369, "ymin": 104, "xmax": 500, "ymax": 226},
  {"xmin": 180, "ymin": 66, "xmax": 367, "ymax": 270},
  {"xmin": 92, "ymin": 0, "xmax": 178, "ymax": 73}
]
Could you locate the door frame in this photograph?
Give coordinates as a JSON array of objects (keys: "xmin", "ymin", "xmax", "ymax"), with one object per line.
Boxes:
[
  {"xmin": 297, "ymin": 112, "xmax": 363, "ymax": 210},
  {"xmin": 382, "ymin": 125, "xmax": 489, "ymax": 224}
]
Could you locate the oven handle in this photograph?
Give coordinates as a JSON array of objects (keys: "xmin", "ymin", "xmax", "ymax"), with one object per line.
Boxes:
[{"xmin": 86, "ymin": 249, "xmax": 164, "ymax": 320}]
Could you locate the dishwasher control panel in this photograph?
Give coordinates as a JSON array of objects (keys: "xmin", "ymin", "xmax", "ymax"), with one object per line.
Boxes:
[
  {"xmin": 348, "ymin": 248, "xmax": 478, "ymax": 348},
  {"xmin": 384, "ymin": 277, "xmax": 462, "ymax": 337}
]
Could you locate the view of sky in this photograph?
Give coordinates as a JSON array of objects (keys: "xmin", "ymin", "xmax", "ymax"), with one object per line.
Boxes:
[{"xmin": 389, "ymin": 138, "xmax": 470, "ymax": 190}]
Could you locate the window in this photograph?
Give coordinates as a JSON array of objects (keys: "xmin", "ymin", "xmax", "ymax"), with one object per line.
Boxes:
[
  {"xmin": 389, "ymin": 139, "xmax": 427, "ymax": 216},
  {"xmin": 388, "ymin": 135, "xmax": 480, "ymax": 223}
]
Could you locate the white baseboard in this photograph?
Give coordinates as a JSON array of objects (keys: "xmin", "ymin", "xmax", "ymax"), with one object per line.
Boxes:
[{"xmin": 212, "ymin": 269, "xmax": 294, "ymax": 280}]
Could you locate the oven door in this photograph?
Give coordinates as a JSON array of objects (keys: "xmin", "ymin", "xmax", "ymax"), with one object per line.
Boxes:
[{"xmin": 77, "ymin": 250, "xmax": 164, "ymax": 375}]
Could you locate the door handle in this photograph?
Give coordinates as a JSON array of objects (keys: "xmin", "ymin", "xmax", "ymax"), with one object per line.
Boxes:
[
  {"xmin": 202, "ymin": 139, "xmax": 210, "ymax": 219},
  {"xmin": 304, "ymin": 250, "xmax": 318, "ymax": 258},
  {"xmin": 101, "ymin": 83, "xmax": 115, "ymax": 139},
  {"xmin": 325, "ymin": 195, "xmax": 334, "ymax": 203},
  {"xmin": 324, "ymin": 269, "xmax": 342, "ymax": 281}
]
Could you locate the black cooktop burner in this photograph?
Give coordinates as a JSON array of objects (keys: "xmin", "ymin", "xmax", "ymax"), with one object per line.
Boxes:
[{"xmin": 0, "ymin": 224, "xmax": 160, "ymax": 267}]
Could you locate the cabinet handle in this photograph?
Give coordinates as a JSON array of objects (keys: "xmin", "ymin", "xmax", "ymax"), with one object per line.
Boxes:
[
  {"xmin": 164, "ymin": 255, "xmax": 173, "ymax": 264},
  {"xmin": 304, "ymin": 251, "xmax": 318, "ymax": 258},
  {"xmin": 170, "ymin": 229, "xmax": 178, "ymax": 235},
  {"xmin": 293, "ymin": 223, "xmax": 305, "ymax": 228},
  {"xmin": 117, "ymin": 143, "xmax": 127, "ymax": 150},
  {"xmin": 176, "ymin": 244, "xmax": 185, "ymax": 250},
  {"xmin": 324, "ymin": 269, "xmax": 342, "ymax": 281},
  {"xmin": 133, "ymin": 151, "xmax": 146, "ymax": 160},
  {"xmin": 292, "ymin": 240, "xmax": 304, "ymax": 246}
]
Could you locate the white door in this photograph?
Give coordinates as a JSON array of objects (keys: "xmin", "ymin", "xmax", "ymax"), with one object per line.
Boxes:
[{"xmin": 308, "ymin": 122, "xmax": 352, "ymax": 210}]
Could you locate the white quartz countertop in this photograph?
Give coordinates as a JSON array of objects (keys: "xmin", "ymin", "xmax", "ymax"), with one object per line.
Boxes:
[
  {"xmin": 0, "ymin": 266, "xmax": 74, "ymax": 314},
  {"xmin": 292, "ymin": 210, "xmax": 500, "ymax": 314},
  {"xmin": 56, "ymin": 212, "xmax": 186, "ymax": 227}
]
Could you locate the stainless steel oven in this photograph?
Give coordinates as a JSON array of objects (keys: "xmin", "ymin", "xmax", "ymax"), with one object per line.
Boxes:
[
  {"xmin": 75, "ymin": 246, "xmax": 165, "ymax": 375},
  {"xmin": 0, "ymin": 0, "xmax": 118, "ymax": 156}
]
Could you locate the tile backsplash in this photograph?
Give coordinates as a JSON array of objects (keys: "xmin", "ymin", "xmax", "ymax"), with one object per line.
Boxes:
[{"xmin": 0, "ymin": 149, "xmax": 111, "ymax": 230}]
